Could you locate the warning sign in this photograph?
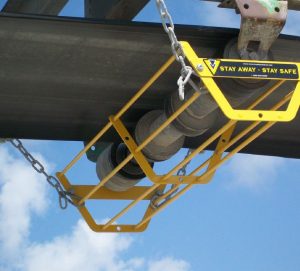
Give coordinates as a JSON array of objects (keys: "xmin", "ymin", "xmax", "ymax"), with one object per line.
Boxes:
[{"xmin": 204, "ymin": 59, "xmax": 299, "ymax": 79}]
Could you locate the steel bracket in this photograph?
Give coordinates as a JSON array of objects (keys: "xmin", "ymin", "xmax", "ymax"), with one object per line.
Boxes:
[{"xmin": 235, "ymin": 0, "xmax": 288, "ymax": 59}]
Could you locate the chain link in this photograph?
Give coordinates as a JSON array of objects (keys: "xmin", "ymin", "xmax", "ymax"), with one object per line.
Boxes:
[
  {"xmin": 151, "ymin": 148, "xmax": 193, "ymax": 209},
  {"xmin": 176, "ymin": 149, "xmax": 193, "ymax": 179},
  {"xmin": 156, "ymin": 0, "xmax": 198, "ymax": 101},
  {"xmin": 1, "ymin": 138, "xmax": 79, "ymax": 209}
]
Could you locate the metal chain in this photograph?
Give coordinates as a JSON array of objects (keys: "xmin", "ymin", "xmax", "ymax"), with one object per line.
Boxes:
[
  {"xmin": 151, "ymin": 148, "xmax": 193, "ymax": 209},
  {"xmin": 156, "ymin": 0, "xmax": 197, "ymax": 101},
  {"xmin": 166, "ymin": 148, "xmax": 193, "ymax": 199},
  {"xmin": 152, "ymin": 0, "xmax": 197, "ymax": 208},
  {"xmin": 176, "ymin": 148, "xmax": 193, "ymax": 179},
  {"xmin": 1, "ymin": 138, "xmax": 79, "ymax": 209}
]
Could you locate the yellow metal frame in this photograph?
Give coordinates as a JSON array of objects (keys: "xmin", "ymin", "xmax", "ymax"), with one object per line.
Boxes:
[
  {"xmin": 56, "ymin": 42, "xmax": 299, "ymax": 232},
  {"xmin": 181, "ymin": 42, "xmax": 300, "ymax": 122}
]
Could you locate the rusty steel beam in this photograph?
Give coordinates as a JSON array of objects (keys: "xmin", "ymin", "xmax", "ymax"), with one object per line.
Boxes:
[
  {"xmin": 2, "ymin": 0, "xmax": 68, "ymax": 15},
  {"xmin": 289, "ymin": 0, "xmax": 300, "ymax": 10},
  {"xmin": 84, "ymin": 0, "xmax": 150, "ymax": 20},
  {"xmin": 202, "ymin": 0, "xmax": 300, "ymax": 11},
  {"xmin": 235, "ymin": 0, "xmax": 288, "ymax": 59}
]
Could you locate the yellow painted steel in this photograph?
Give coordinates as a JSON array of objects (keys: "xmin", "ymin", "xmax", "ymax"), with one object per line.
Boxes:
[
  {"xmin": 56, "ymin": 42, "xmax": 300, "ymax": 233},
  {"xmin": 181, "ymin": 42, "xmax": 300, "ymax": 122}
]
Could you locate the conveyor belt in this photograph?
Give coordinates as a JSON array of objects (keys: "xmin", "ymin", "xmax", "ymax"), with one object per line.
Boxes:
[{"xmin": 0, "ymin": 13, "xmax": 299, "ymax": 158}]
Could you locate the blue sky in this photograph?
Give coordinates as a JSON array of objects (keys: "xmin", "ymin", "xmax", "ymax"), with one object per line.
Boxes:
[{"xmin": 0, "ymin": 1, "xmax": 300, "ymax": 271}]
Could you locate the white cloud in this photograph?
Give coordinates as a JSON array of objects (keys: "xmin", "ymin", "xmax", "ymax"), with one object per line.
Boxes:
[
  {"xmin": 226, "ymin": 154, "xmax": 285, "ymax": 191},
  {"xmin": 0, "ymin": 144, "xmax": 190, "ymax": 271},
  {"xmin": 0, "ymin": 145, "xmax": 49, "ymax": 257},
  {"xmin": 22, "ymin": 221, "xmax": 190, "ymax": 271},
  {"xmin": 148, "ymin": 257, "xmax": 190, "ymax": 271},
  {"xmin": 23, "ymin": 220, "xmax": 137, "ymax": 271}
]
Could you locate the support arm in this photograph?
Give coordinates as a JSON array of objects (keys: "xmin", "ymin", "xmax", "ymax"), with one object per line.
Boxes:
[
  {"xmin": 203, "ymin": 0, "xmax": 300, "ymax": 11},
  {"xmin": 2, "ymin": 0, "xmax": 68, "ymax": 15},
  {"xmin": 84, "ymin": 0, "xmax": 150, "ymax": 20}
]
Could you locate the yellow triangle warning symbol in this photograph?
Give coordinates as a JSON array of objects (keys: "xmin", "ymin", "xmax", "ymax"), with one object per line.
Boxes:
[{"xmin": 204, "ymin": 59, "xmax": 221, "ymax": 75}]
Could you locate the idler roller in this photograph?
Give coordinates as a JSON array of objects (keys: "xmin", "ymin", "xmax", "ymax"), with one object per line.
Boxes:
[
  {"xmin": 134, "ymin": 110, "xmax": 185, "ymax": 162},
  {"xmin": 96, "ymin": 143, "xmax": 149, "ymax": 192},
  {"xmin": 215, "ymin": 39, "xmax": 273, "ymax": 106},
  {"xmin": 96, "ymin": 38, "xmax": 275, "ymax": 192}
]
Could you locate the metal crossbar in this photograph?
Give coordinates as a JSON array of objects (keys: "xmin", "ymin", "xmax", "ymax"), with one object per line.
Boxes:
[{"xmin": 56, "ymin": 42, "xmax": 299, "ymax": 232}]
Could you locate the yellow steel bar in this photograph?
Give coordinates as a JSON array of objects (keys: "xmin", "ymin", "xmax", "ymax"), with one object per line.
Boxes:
[
  {"xmin": 56, "ymin": 172, "xmax": 72, "ymax": 192},
  {"xmin": 189, "ymin": 125, "xmax": 237, "ymax": 179},
  {"xmin": 135, "ymin": 123, "xmax": 269, "ymax": 229},
  {"xmin": 136, "ymin": 92, "xmax": 294, "ymax": 229},
  {"xmin": 102, "ymin": 184, "xmax": 161, "ymax": 229},
  {"xmin": 112, "ymin": 91, "xmax": 207, "ymax": 183},
  {"xmin": 181, "ymin": 41, "xmax": 300, "ymax": 121},
  {"xmin": 134, "ymin": 136, "xmax": 241, "ymax": 228},
  {"xmin": 149, "ymin": 175, "xmax": 199, "ymax": 184},
  {"xmin": 189, "ymin": 158, "xmax": 210, "ymax": 176},
  {"xmin": 203, "ymin": 78, "xmax": 296, "ymax": 122},
  {"xmin": 77, "ymin": 204, "xmax": 149, "ymax": 232},
  {"xmin": 196, "ymin": 94, "xmax": 293, "ymax": 177},
  {"xmin": 152, "ymin": 123, "xmax": 235, "ymax": 208},
  {"xmin": 136, "ymin": 91, "xmax": 201, "ymax": 152},
  {"xmin": 247, "ymin": 80, "xmax": 285, "ymax": 109},
  {"xmin": 58, "ymin": 48, "xmax": 292, "ymax": 231},
  {"xmin": 191, "ymin": 92, "xmax": 293, "ymax": 178},
  {"xmin": 155, "ymin": 79, "xmax": 285, "ymax": 180},
  {"xmin": 111, "ymin": 117, "xmax": 156, "ymax": 179},
  {"xmin": 209, "ymin": 124, "xmax": 275, "ymax": 172},
  {"xmin": 61, "ymin": 56, "xmax": 175, "ymax": 175},
  {"xmin": 62, "ymin": 122, "xmax": 112, "ymax": 175},
  {"xmin": 137, "ymin": 125, "xmax": 236, "ymax": 228},
  {"xmin": 156, "ymin": 79, "xmax": 282, "ymax": 183},
  {"xmin": 111, "ymin": 119, "xmax": 202, "ymax": 184},
  {"xmin": 165, "ymin": 80, "xmax": 284, "ymax": 181},
  {"xmin": 158, "ymin": 120, "xmax": 236, "ymax": 182},
  {"xmin": 205, "ymin": 124, "xmax": 236, "ymax": 178},
  {"xmin": 72, "ymin": 185, "xmax": 156, "ymax": 200},
  {"xmin": 78, "ymin": 154, "xmax": 133, "ymax": 205},
  {"xmin": 135, "ymin": 183, "xmax": 193, "ymax": 229},
  {"xmin": 166, "ymin": 80, "xmax": 282, "ymax": 183},
  {"xmin": 112, "ymin": 108, "xmax": 205, "ymax": 183},
  {"xmin": 62, "ymin": 78, "xmax": 285, "ymax": 206},
  {"xmin": 153, "ymin": 185, "xmax": 180, "ymax": 205},
  {"xmin": 181, "ymin": 41, "xmax": 300, "ymax": 80},
  {"xmin": 222, "ymin": 122, "xmax": 260, "ymax": 153},
  {"xmin": 210, "ymin": 80, "xmax": 287, "ymax": 154},
  {"xmin": 77, "ymin": 205, "xmax": 101, "ymax": 231},
  {"xmin": 110, "ymin": 93, "xmax": 200, "ymax": 181},
  {"xmin": 219, "ymin": 90, "xmax": 295, "ymax": 154},
  {"xmin": 137, "ymin": 184, "xmax": 168, "ymax": 227},
  {"xmin": 191, "ymin": 121, "xmax": 279, "ymax": 181},
  {"xmin": 113, "ymin": 56, "xmax": 175, "ymax": 121},
  {"xmin": 62, "ymin": 53, "xmax": 282, "ymax": 182},
  {"xmin": 157, "ymin": 159, "xmax": 210, "ymax": 203}
]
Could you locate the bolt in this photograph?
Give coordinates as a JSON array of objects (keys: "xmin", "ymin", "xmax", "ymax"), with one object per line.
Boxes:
[{"xmin": 197, "ymin": 64, "xmax": 204, "ymax": 72}]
